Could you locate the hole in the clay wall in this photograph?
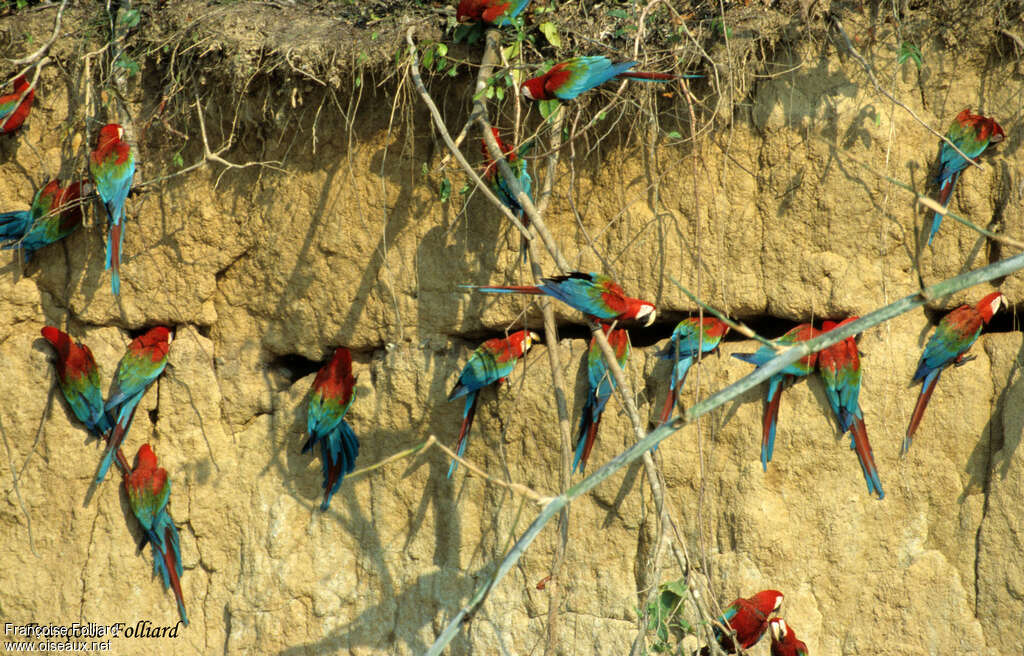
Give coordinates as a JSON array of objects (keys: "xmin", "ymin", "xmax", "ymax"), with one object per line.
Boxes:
[{"xmin": 271, "ymin": 353, "xmax": 322, "ymax": 384}]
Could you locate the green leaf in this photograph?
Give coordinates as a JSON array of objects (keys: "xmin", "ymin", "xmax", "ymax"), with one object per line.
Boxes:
[
  {"xmin": 436, "ymin": 43, "xmax": 447, "ymax": 57},
  {"xmin": 495, "ymin": 85, "xmax": 505, "ymax": 101},
  {"xmin": 898, "ymin": 42, "xmax": 922, "ymax": 69},
  {"xmin": 538, "ymin": 21, "xmax": 561, "ymax": 48},
  {"xmin": 114, "ymin": 55, "xmax": 140, "ymax": 77},
  {"xmin": 421, "ymin": 162, "xmax": 429, "ymax": 176},
  {"xmin": 118, "ymin": 8, "xmax": 140, "ymax": 29},
  {"xmin": 447, "ymin": 64, "xmax": 459, "ymax": 77},
  {"xmin": 609, "ymin": 8, "xmax": 629, "ymax": 19},
  {"xmin": 172, "ymin": 152, "xmax": 184, "ymax": 168},
  {"xmin": 439, "ymin": 178, "xmax": 452, "ymax": 202},
  {"xmin": 502, "ymin": 42, "xmax": 521, "ymax": 60},
  {"xmin": 422, "ymin": 48, "xmax": 435, "ymax": 70},
  {"xmin": 538, "ymin": 99, "xmax": 559, "ymax": 120},
  {"xmin": 459, "ymin": 182, "xmax": 471, "ymax": 195},
  {"xmin": 666, "ymin": 130, "xmax": 682, "ymax": 139}
]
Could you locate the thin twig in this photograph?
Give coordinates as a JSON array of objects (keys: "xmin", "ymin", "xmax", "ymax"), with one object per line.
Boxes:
[{"xmin": 8, "ymin": 0, "xmax": 68, "ymax": 67}]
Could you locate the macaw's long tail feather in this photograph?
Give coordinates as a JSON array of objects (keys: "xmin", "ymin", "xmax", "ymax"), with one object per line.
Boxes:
[
  {"xmin": 95, "ymin": 422, "xmax": 128, "ymax": 483},
  {"xmin": 929, "ymin": 170, "xmax": 961, "ymax": 245},
  {"xmin": 573, "ymin": 417, "xmax": 601, "ymax": 474},
  {"xmin": 618, "ymin": 71, "xmax": 679, "ymax": 82},
  {"xmin": 849, "ymin": 416, "xmax": 884, "ymax": 499},
  {"xmin": 161, "ymin": 522, "xmax": 188, "ymax": 626},
  {"xmin": 659, "ymin": 357, "xmax": 695, "ymax": 424},
  {"xmin": 448, "ymin": 392, "xmax": 479, "ymax": 478},
  {"xmin": 319, "ymin": 421, "xmax": 359, "ymax": 511},
  {"xmin": 474, "ymin": 285, "xmax": 543, "ymax": 295},
  {"xmin": 903, "ymin": 368, "xmax": 942, "ymax": 455},
  {"xmin": 108, "ymin": 221, "xmax": 122, "ymax": 295},
  {"xmin": 572, "ymin": 398, "xmax": 596, "ymax": 474},
  {"xmin": 0, "ymin": 210, "xmax": 31, "ymax": 240},
  {"xmin": 762, "ymin": 377, "xmax": 784, "ymax": 471}
]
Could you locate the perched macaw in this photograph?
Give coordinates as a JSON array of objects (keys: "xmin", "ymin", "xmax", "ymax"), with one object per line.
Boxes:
[
  {"xmin": 904, "ymin": 291, "xmax": 1004, "ymax": 454},
  {"xmin": 97, "ymin": 326, "xmax": 171, "ymax": 483},
  {"xmin": 928, "ymin": 109, "xmax": 1005, "ymax": 244},
  {"xmin": 0, "ymin": 75, "xmax": 34, "ymax": 134},
  {"xmin": 701, "ymin": 589, "xmax": 784, "ymax": 655},
  {"xmin": 656, "ymin": 317, "xmax": 730, "ymax": 424},
  {"xmin": 304, "ymin": 347, "xmax": 359, "ymax": 511},
  {"xmin": 573, "ymin": 325, "xmax": 630, "ymax": 474},
  {"xmin": 521, "ymin": 56, "xmax": 695, "ymax": 102},
  {"xmin": 456, "ymin": 0, "xmax": 530, "ymax": 25},
  {"xmin": 40, "ymin": 326, "xmax": 114, "ymax": 441},
  {"xmin": 447, "ymin": 329, "xmax": 538, "ymax": 477},
  {"xmin": 124, "ymin": 444, "xmax": 188, "ymax": 626},
  {"xmin": 818, "ymin": 318, "xmax": 884, "ymax": 500},
  {"xmin": 481, "ymin": 127, "xmax": 533, "ymax": 260},
  {"xmin": 768, "ymin": 618, "xmax": 808, "ymax": 656},
  {"xmin": 470, "ymin": 272, "xmax": 656, "ymax": 326},
  {"xmin": 89, "ymin": 123, "xmax": 135, "ymax": 296},
  {"xmin": 0, "ymin": 180, "xmax": 86, "ymax": 261},
  {"xmin": 733, "ymin": 324, "xmax": 819, "ymax": 470}
]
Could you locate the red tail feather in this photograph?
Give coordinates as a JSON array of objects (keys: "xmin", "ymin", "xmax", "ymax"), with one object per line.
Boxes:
[
  {"xmin": 659, "ymin": 386, "xmax": 677, "ymax": 425},
  {"xmin": 904, "ymin": 372, "xmax": 940, "ymax": 454},
  {"xmin": 162, "ymin": 525, "xmax": 188, "ymax": 626},
  {"xmin": 619, "ymin": 71, "xmax": 677, "ymax": 81}
]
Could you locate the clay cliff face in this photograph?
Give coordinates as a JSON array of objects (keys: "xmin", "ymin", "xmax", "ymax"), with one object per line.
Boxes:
[{"xmin": 1, "ymin": 3, "xmax": 1022, "ymax": 655}]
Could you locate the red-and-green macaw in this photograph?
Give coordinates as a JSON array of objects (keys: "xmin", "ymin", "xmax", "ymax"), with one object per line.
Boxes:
[
  {"xmin": 818, "ymin": 318, "xmax": 883, "ymax": 500},
  {"xmin": 573, "ymin": 324, "xmax": 630, "ymax": 474},
  {"xmin": 521, "ymin": 56, "xmax": 694, "ymax": 102},
  {"xmin": 904, "ymin": 291, "xmax": 1004, "ymax": 454},
  {"xmin": 0, "ymin": 75, "xmax": 34, "ymax": 134},
  {"xmin": 89, "ymin": 123, "xmax": 135, "ymax": 296},
  {"xmin": 97, "ymin": 326, "xmax": 171, "ymax": 483},
  {"xmin": 1, "ymin": 180, "xmax": 86, "ymax": 261},
  {"xmin": 40, "ymin": 326, "xmax": 115, "ymax": 443},
  {"xmin": 928, "ymin": 109, "xmax": 1004, "ymax": 244},
  {"xmin": 124, "ymin": 444, "xmax": 188, "ymax": 626},
  {"xmin": 457, "ymin": 0, "xmax": 530, "ymax": 25},
  {"xmin": 733, "ymin": 324, "xmax": 819, "ymax": 470},
  {"xmin": 304, "ymin": 347, "xmax": 359, "ymax": 512},
  {"xmin": 701, "ymin": 589, "xmax": 784, "ymax": 655},
  {"xmin": 447, "ymin": 329, "xmax": 538, "ymax": 477},
  {"xmin": 769, "ymin": 618, "xmax": 808, "ymax": 656},
  {"xmin": 470, "ymin": 272, "xmax": 656, "ymax": 325},
  {"xmin": 481, "ymin": 127, "xmax": 532, "ymax": 260},
  {"xmin": 656, "ymin": 317, "xmax": 730, "ymax": 424}
]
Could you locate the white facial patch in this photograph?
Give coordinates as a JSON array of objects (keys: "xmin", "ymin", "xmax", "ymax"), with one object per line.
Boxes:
[
  {"xmin": 637, "ymin": 304, "xmax": 656, "ymax": 327},
  {"xmin": 990, "ymin": 295, "xmax": 1004, "ymax": 316},
  {"xmin": 773, "ymin": 595, "xmax": 783, "ymax": 612},
  {"xmin": 521, "ymin": 85, "xmax": 534, "ymax": 100}
]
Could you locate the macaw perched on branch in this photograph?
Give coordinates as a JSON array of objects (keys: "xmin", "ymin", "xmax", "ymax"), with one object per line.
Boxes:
[
  {"xmin": 89, "ymin": 123, "xmax": 135, "ymax": 296},
  {"xmin": 96, "ymin": 326, "xmax": 171, "ymax": 483},
  {"xmin": 469, "ymin": 272, "xmax": 656, "ymax": 326},
  {"xmin": 481, "ymin": 127, "xmax": 533, "ymax": 260},
  {"xmin": 521, "ymin": 56, "xmax": 697, "ymax": 102},
  {"xmin": 768, "ymin": 618, "xmax": 808, "ymax": 656},
  {"xmin": 818, "ymin": 318, "xmax": 884, "ymax": 500},
  {"xmin": 700, "ymin": 589, "xmax": 784, "ymax": 655},
  {"xmin": 733, "ymin": 324, "xmax": 819, "ymax": 470},
  {"xmin": 928, "ymin": 108, "xmax": 1004, "ymax": 244},
  {"xmin": 304, "ymin": 347, "xmax": 359, "ymax": 512},
  {"xmin": 40, "ymin": 326, "xmax": 114, "ymax": 442},
  {"xmin": 0, "ymin": 180, "xmax": 87, "ymax": 261},
  {"xmin": 0, "ymin": 75, "xmax": 34, "ymax": 134},
  {"xmin": 457, "ymin": 0, "xmax": 530, "ymax": 26},
  {"xmin": 573, "ymin": 324, "xmax": 630, "ymax": 474},
  {"xmin": 903, "ymin": 291, "xmax": 1004, "ymax": 454},
  {"xmin": 447, "ymin": 329, "xmax": 538, "ymax": 477},
  {"xmin": 124, "ymin": 444, "xmax": 188, "ymax": 626},
  {"xmin": 656, "ymin": 317, "xmax": 729, "ymax": 424}
]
